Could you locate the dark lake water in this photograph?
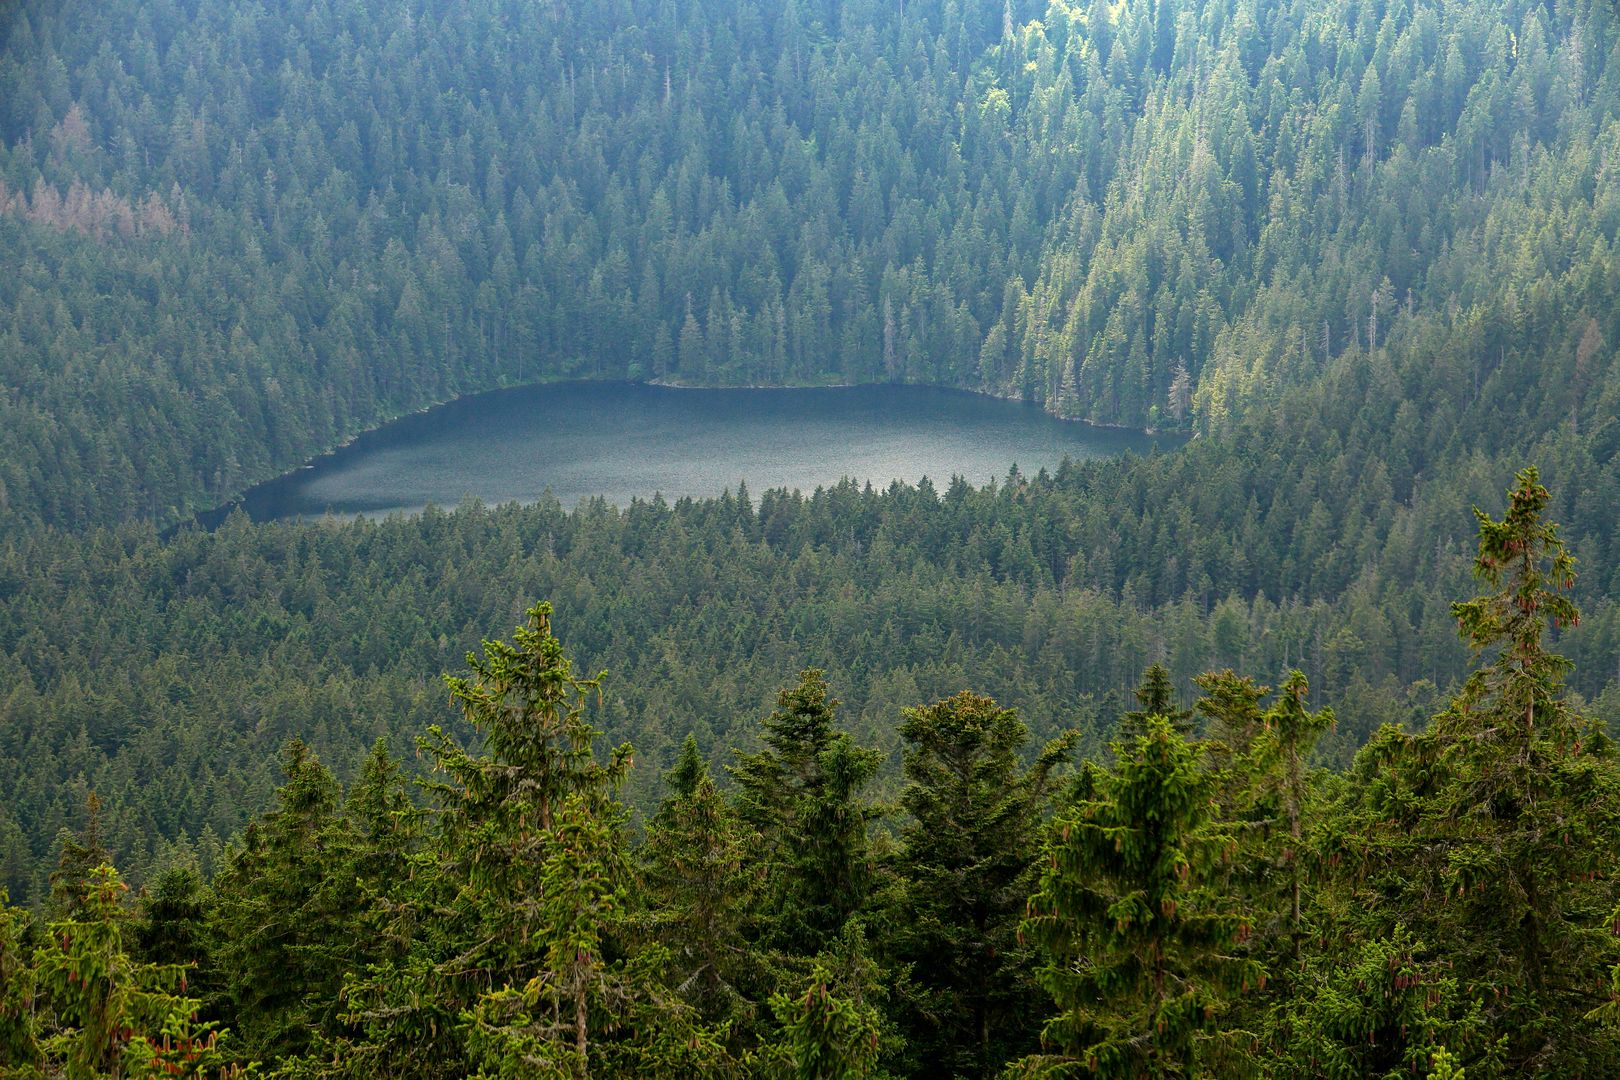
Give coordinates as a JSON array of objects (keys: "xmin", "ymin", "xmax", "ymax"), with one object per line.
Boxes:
[{"xmin": 214, "ymin": 382, "xmax": 1179, "ymax": 523}]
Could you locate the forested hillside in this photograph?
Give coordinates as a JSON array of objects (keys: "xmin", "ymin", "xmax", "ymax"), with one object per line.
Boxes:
[
  {"xmin": 6, "ymin": 472, "xmax": 1620, "ymax": 1078},
  {"xmin": 7, "ymin": 0, "xmax": 1620, "ymax": 1072},
  {"xmin": 5, "ymin": 0, "xmax": 1620, "ymax": 528},
  {"xmin": 2, "ymin": 0, "xmax": 1620, "ymax": 900}
]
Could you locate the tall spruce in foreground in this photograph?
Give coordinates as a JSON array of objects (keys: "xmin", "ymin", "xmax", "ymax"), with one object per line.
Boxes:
[
  {"xmin": 342, "ymin": 602, "xmax": 729, "ymax": 1079},
  {"xmin": 1333, "ymin": 467, "xmax": 1620, "ymax": 1074},
  {"xmin": 891, "ymin": 691, "xmax": 1074, "ymax": 1077},
  {"xmin": 210, "ymin": 740, "xmax": 357, "ymax": 1064},
  {"xmin": 1424, "ymin": 467, "xmax": 1620, "ymax": 1071},
  {"xmin": 1013, "ymin": 715, "xmax": 1260, "ymax": 1078}
]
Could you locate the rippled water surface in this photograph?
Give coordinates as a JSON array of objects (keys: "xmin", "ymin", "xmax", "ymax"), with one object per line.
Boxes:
[{"xmin": 220, "ymin": 383, "xmax": 1180, "ymax": 522}]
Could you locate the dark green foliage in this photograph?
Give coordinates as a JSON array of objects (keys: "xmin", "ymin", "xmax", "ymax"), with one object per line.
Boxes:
[
  {"xmin": 35, "ymin": 864, "xmax": 247, "ymax": 1078},
  {"xmin": 763, "ymin": 928, "xmax": 889, "ymax": 1080},
  {"xmin": 340, "ymin": 603, "xmax": 730, "ymax": 1079},
  {"xmin": 0, "ymin": 888, "xmax": 37, "ymax": 1073},
  {"xmin": 1121, "ymin": 664, "xmax": 1192, "ymax": 739},
  {"xmin": 209, "ymin": 740, "xmax": 358, "ymax": 1063},
  {"xmin": 638, "ymin": 736, "xmax": 761, "ymax": 1039},
  {"xmin": 4, "ymin": 472, "xmax": 1619, "ymax": 1075},
  {"xmin": 891, "ymin": 692, "xmax": 1072, "ymax": 1076},
  {"xmin": 1268, "ymin": 927, "xmax": 1503, "ymax": 1079},
  {"xmin": 1325, "ymin": 468, "xmax": 1620, "ymax": 1075},
  {"xmin": 1413, "ymin": 469, "xmax": 1620, "ymax": 1071},
  {"xmin": 731, "ymin": 671, "xmax": 883, "ymax": 958},
  {"xmin": 8, "ymin": 0, "xmax": 1620, "ymax": 1070},
  {"xmin": 48, "ymin": 795, "xmax": 111, "ymax": 920}
]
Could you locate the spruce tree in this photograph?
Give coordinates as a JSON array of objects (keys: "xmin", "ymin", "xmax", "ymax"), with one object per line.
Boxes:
[
  {"xmin": 891, "ymin": 691, "xmax": 1073, "ymax": 1076},
  {"xmin": 1121, "ymin": 663, "xmax": 1193, "ymax": 740},
  {"xmin": 1269, "ymin": 926, "xmax": 1503, "ymax": 1078},
  {"xmin": 730, "ymin": 671, "xmax": 882, "ymax": 958},
  {"xmin": 639, "ymin": 735, "xmax": 761, "ymax": 1039},
  {"xmin": 345, "ymin": 602, "xmax": 729, "ymax": 1078},
  {"xmin": 1014, "ymin": 716, "xmax": 1260, "ymax": 1078},
  {"xmin": 1416, "ymin": 467, "xmax": 1620, "ymax": 1071},
  {"xmin": 1331, "ymin": 468, "xmax": 1620, "ymax": 1074},
  {"xmin": 0, "ymin": 888, "xmax": 37, "ymax": 1073},
  {"xmin": 763, "ymin": 928, "xmax": 887, "ymax": 1080},
  {"xmin": 48, "ymin": 793, "xmax": 111, "ymax": 919},
  {"xmin": 36, "ymin": 864, "xmax": 246, "ymax": 1078},
  {"xmin": 210, "ymin": 739, "xmax": 357, "ymax": 1064}
]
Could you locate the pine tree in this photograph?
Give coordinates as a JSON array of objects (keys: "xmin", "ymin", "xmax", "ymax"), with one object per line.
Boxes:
[
  {"xmin": 1013, "ymin": 716, "xmax": 1260, "ymax": 1078},
  {"xmin": 891, "ymin": 691, "xmax": 1073, "ymax": 1076}
]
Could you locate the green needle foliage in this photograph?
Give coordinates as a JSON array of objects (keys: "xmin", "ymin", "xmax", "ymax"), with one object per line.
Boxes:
[
  {"xmin": 1328, "ymin": 467, "xmax": 1620, "ymax": 1075},
  {"xmin": 731, "ymin": 671, "xmax": 884, "ymax": 960},
  {"xmin": 1121, "ymin": 665, "xmax": 1193, "ymax": 740},
  {"xmin": 638, "ymin": 736, "xmax": 762, "ymax": 1042},
  {"xmin": 1015, "ymin": 715, "xmax": 1261, "ymax": 1078},
  {"xmin": 892, "ymin": 691, "xmax": 1075, "ymax": 1077},
  {"xmin": 10, "ymin": 471, "xmax": 1620, "ymax": 1076},
  {"xmin": 1418, "ymin": 468, "xmax": 1620, "ymax": 1071},
  {"xmin": 1269, "ymin": 926, "xmax": 1501, "ymax": 1080},
  {"xmin": 343, "ymin": 602, "xmax": 730, "ymax": 1079},
  {"xmin": 36, "ymin": 865, "xmax": 246, "ymax": 1079},
  {"xmin": 763, "ymin": 928, "xmax": 888, "ymax": 1080},
  {"xmin": 0, "ymin": 888, "xmax": 39, "ymax": 1075},
  {"xmin": 209, "ymin": 741, "xmax": 357, "ymax": 1065}
]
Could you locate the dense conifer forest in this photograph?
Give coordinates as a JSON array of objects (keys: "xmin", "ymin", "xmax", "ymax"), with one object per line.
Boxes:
[
  {"xmin": 6, "ymin": 472, "xmax": 1620, "ymax": 1076},
  {"xmin": 6, "ymin": 0, "xmax": 1620, "ymax": 1075}
]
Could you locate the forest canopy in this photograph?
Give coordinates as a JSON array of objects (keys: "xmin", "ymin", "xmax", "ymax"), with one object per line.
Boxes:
[
  {"xmin": 5, "ymin": 0, "xmax": 1620, "ymax": 1073},
  {"xmin": 5, "ymin": 469, "xmax": 1620, "ymax": 1078}
]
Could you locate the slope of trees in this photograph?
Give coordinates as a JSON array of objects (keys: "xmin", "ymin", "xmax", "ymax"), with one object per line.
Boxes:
[
  {"xmin": 4, "ymin": 470, "xmax": 1618, "ymax": 1077},
  {"xmin": 4, "ymin": 0, "xmax": 1620, "ymax": 530}
]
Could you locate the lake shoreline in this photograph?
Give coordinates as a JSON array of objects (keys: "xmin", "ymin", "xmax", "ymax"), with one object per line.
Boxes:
[{"xmin": 189, "ymin": 380, "xmax": 1185, "ymax": 531}]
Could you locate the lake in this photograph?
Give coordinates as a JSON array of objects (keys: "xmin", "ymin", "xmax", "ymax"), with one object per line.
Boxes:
[{"xmin": 216, "ymin": 382, "xmax": 1179, "ymax": 522}]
